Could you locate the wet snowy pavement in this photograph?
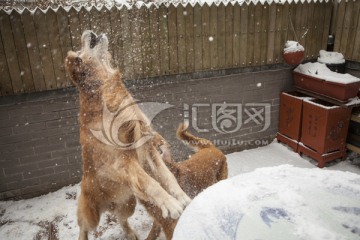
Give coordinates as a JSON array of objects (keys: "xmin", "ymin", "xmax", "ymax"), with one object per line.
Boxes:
[{"xmin": 0, "ymin": 142, "xmax": 359, "ymax": 239}]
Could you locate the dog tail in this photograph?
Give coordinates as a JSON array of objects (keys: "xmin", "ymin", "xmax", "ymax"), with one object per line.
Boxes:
[{"xmin": 176, "ymin": 122, "xmax": 213, "ymax": 151}]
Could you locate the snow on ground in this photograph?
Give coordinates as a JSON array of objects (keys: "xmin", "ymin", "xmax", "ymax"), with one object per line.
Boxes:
[{"xmin": 0, "ymin": 141, "xmax": 359, "ymax": 239}]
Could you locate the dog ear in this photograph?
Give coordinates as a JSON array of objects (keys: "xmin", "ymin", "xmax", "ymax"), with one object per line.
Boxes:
[{"xmin": 65, "ymin": 52, "xmax": 86, "ymax": 87}]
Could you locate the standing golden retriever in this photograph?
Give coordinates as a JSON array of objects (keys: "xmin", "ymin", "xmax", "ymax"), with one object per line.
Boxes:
[
  {"xmin": 65, "ymin": 31, "xmax": 190, "ymax": 240},
  {"xmin": 143, "ymin": 123, "xmax": 228, "ymax": 240}
]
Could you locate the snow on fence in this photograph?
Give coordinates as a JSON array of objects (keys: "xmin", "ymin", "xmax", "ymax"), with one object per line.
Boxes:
[{"xmin": 0, "ymin": 1, "xmax": 334, "ymax": 96}]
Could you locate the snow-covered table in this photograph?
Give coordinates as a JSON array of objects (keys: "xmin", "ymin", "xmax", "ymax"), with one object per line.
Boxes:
[{"xmin": 173, "ymin": 165, "xmax": 360, "ymax": 240}]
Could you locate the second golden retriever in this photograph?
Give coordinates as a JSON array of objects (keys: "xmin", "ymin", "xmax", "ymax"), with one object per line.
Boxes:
[{"xmin": 143, "ymin": 123, "xmax": 228, "ymax": 240}]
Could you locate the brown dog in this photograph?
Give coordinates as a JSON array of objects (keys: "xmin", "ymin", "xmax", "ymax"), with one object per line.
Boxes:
[
  {"xmin": 65, "ymin": 30, "xmax": 190, "ymax": 240},
  {"xmin": 143, "ymin": 123, "xmax": 228, "ymax": 240}
]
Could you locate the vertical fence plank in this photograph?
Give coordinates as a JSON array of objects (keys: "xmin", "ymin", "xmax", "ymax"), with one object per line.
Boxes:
[
  {"xmin": 141, "ymin": 7, "xmax": 151, "ymax": 78},
  {"xmin": 352, "ymin": 10, "xmax": 360, "ymax": 61},
  {"xmin": 0, "ymin": 13, "xmax": 13, "ymax": 95},
  {"xmin": 294, "ymin": 2, "xmax": 303, "ymax": 45},
  {"xmin": 21, "ymin": 9, "xmax": 47, "ymax": 91},
  {"xmin": 217, "ymin": 4, "xmax": 226, "ymax": 69},
  {"xmin": 286, "ymin": 3, "xmax": 296, "ymax": 42},
  {"xmin": 47, "ymin": 8, "xmax": 67, "ymax": 88},
  {"xmin": 131, "ymin": 8, "xmax": 143, "ymax": 79},
  {"xmin": 225, "ymin": 3, "xmax": 233, "ymax": 69},
  {"xmin": 56, "ymin": 7, "xmax": 72, "ymax": 86},
  {"xmin": 280, "ymin": 2, "xmax": 289, "ymax": 62},
  {"xmin": 247, "ymin": 3, "xmax": 255, "ymax": 66},
  {"xmin": 68, "ymin": 7, "xmax": 82, "ymax": 50},
  {"xmin": 266, "ymin": 3, "xmax": 276, "ymax": 64},
  {"xmin": 78, "ymin": 6, "xmax": 90, "ymax": 34},
  {"xmin": 289, "ymin": 2, "xmax": 300, "ymax": 45},
  {"xmin": 11, "ymin": 11, "xmax": 34, "ymax": 93},
  {"xmin": 185, "ymin": 4, "xmax": 194, "ymax": 73},
  {"xmin": 299, "ymin": 2, "xmax": 309, "ymax": 49},
  {"xmin": 34, "ymin": 9, "xmax": 57, "ymax": 90},
  {"xmin": 309, "ymin": 1, "xmax": 317, "ymax": 58},
  {"xmin": 307, "ymin": 3, "xmax": 319, "ymax": 59},
  {"xmin": 1, "ymin": 11, "xmax": 22, "ymax": 94},
  {"xmin": 308, "ymin": 2, "xmax": 320, "ymax": 58},
  {"xmin": 201, "ymin": 4, "xmax": 210, "ymax": 70},
  {"xmin": 304, "ymin": 2, "xmax": 315, "ymax": 59},
  {"xmin": 333, "ymin": 0, "xmax": 346, "ymax": 52},
  {"xmin": 109, "ymin": 7, "xmax": 123, "ymax": 70},
  {"xmin": 314, "ymin": 1, "xmax": 325, "ymax": 56},
  {"xmin": 120, "ymin": 7, "xmax": 133, "ymax": 80},
  {"xmin": 102, "ymin": 7, "xmax": 112, "ymax": 44},
  {"xmin": 177, "ymin": 5, "xmax": 186, "ymax": 74},
  {"xmin": 0, "ymin": 34, "xmax": 12, "ymax": 95},
  {"xmin": 209, "ymin": 4, "xmax": 218, "ymax": 70},
  {"xmin": 321, "ymin": 2, "xmax": 332, "ymax": 51},
  {"xmin": 345, "ymin": 0, "xmax": 360, "ymax": 60},
  {"xmin": 90, "ymin": 7, "xmax": 103, "ymax": 34},
  {"xmin": 260, "ymin": 4, "xmax": 268, "ymax": 65},
  {"xmin": 159, "ymin": 4, "xmax": 170, "ymax": 76},
  {"xmin": 253, "ymin": 3, "xmax": 262, "ymax": 66},
  {"xmin": 194, "ymin": 4, "xmax": 202, "ymax": 71},
  {"xmin": 149, "ymin": 6, "xmax": 160, "ymax": 77},
  {"xmin": 101, "ymin": 7, "xmax": 113, "ymax": 60},
  {"xmin": 239, "ymin": 4, "xmax": 248, "ymax": 66},
  {"xmin": 339, "ymin": 0, "xmax": 353, "ymax": 57},
  {"xmin": 232, "ymin": 3, "xmax": 240, "ymax": 67},
  {"xmin": 273, "ymin": 4, "xmax": 283, "ymax": 63},
  {"xmin": 168, "ymin": 4, "xmax": 178, "ymax": 75}
]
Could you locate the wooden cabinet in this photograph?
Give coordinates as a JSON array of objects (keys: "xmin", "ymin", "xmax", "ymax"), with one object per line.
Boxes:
[
  {"xmin": 278, "ymin": 92, "xmax": 352, "ymax": 168},
  {"xmin": 277, "ymin": 92, "xmax": 311, "ymax": 152}
]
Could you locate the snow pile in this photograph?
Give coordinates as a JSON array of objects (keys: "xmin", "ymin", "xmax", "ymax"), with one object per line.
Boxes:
[
  {"xmin": 294, "ymin": 62, "xmax": 360, "ymax": 84},
  {"xmin": 0, "ymin": 184, "xmax": 155, "ymax": 240},
  {"xmin": 283, "ymin": 40, "xmax": 304, "ymax": 54},
  {"xmin": 173, "ymin": 165, "xmax": 360, "ymax": 240},
  {"xmin": 318, "ymin": 50, "xmax": 345, "ymax": 64}
]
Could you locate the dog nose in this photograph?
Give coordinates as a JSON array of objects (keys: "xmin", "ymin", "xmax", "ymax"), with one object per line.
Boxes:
[{"xmin": 90, "ymin": 32, "xmax": 97, "ymax": 49}]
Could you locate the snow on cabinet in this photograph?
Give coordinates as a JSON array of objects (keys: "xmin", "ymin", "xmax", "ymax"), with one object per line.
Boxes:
[{"xmin": 293, "ymin": 62, "xmax": 360, "ymax": 102}]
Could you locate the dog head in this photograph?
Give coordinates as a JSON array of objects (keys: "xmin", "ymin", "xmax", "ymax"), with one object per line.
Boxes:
[{"xmin": 65, "ymin": 30, "xmax": 116, "ymax": 95}]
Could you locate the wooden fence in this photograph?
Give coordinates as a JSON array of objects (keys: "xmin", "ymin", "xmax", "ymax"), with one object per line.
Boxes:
[
  {"xmin": 0, "ymin": 1, "xmax": 333, "ymax": 96},
  {"xmin": 333, "ymin": 0, "xmax": 360, "ymax": 62}
]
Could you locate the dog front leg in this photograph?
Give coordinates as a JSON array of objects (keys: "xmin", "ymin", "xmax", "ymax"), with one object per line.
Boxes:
[
  {"xmin": 124, "ymin": 160, "xmax": 184, "ymax": 219},
  {"xmin": 148, "ymin": 149, "xmax": 191, "ymax": 207}
]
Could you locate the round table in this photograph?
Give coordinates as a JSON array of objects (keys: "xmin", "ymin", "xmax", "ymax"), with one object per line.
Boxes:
[{"xmin": 173, "ymin": 165, "xmax": 360, "ymax": 240}]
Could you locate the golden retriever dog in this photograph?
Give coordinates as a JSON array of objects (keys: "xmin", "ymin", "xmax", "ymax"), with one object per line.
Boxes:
[
  {"xmin": 65, "ymin": 30, "xmax": 191, "ymax": 240},
  {"xmin": 143, "ymin": 123, "xmax": 228, "ymax": 240}
]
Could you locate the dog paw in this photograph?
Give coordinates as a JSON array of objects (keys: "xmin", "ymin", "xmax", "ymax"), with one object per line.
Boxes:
[
  {"xmin": 160, "ymin": 196, "xmax": 184, "ymax": 219},
  {"xmin": 176, "ymin": 192, "xmax": 191, "ymax": 207},
  {"xmin": 173, "ymin": 191, "xmax": 192, "ymax": 207}
]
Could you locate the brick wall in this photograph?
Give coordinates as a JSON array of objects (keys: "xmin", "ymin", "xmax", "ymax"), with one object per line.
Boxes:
[
  {"xmin": 0, "ymin": 66, "xmax": 293, "ymax": 200},
  {"xmin": 0, "ymin": 90, "xmax": 81, "ymax": 200}
]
